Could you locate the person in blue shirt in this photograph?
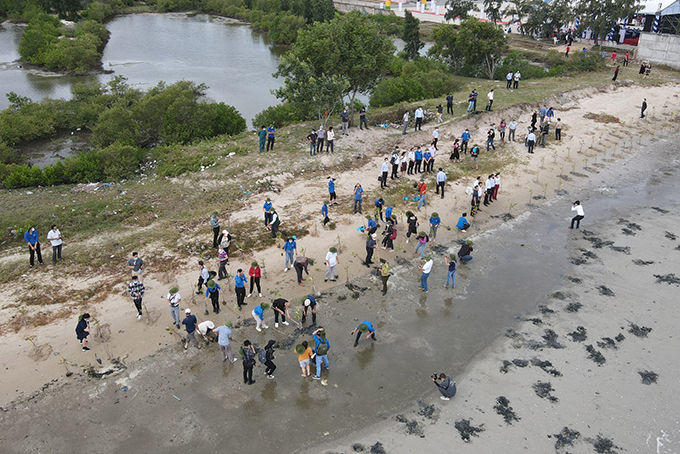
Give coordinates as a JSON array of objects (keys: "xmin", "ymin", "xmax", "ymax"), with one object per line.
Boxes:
[
  {"xmin": 385, "ymin": 204, "xmax": 395, "ymax": 224},
  {"xmin": 234, "ymin": 269, "xmax": 248, "ymax": 310},
  {"xmin": 456, "ymin": 213, "xmax": 470, "ymax": 232},
  {"xmin": 429, "ymin": 212, "xmax": 441, "ymax": 241},
  {"xmin": 328, "ymin": 177, "xmax": 337, "ymax": 204},
  {"xmin": 322, "ymin": 201, "xmax": 330, "ymax": 226},
  {"xmin": 414, "ymin": 147, "xmax": 423, "ymax": 173},
  {"xmin": 302, "ymin": 296, "xmax": 317, "ymax": 324},
  {"xmin": 461, "ymin": 129, "xmax": 471, "ymax": 154},
  {"xmin": 182, "ymin": 308, "xmax": 201, "ymax": 350},
  {"xmin": 252, "ymin": 302, "xmax": 270, "ymax": 332},
  {"xmin": 266, "ymin": 126, "xmax": 275, "ymax": 151},
  {"xmin": 367, "ymin": 216, "xmax": 378, "ymax": 235},
  {"xmin": 353, "ymin": 183, "xmax": 363, "ymax": 214},
  {"xmin": 374, "ymin": 198, "xmax": 385, "ymax": 221},
  {"xmin": 351, "ymin": 321, "xmax": 376, "ymax": 347},
  {"xmin": 263, "ymin": 198, "xmax": 273, "ymax": 228},
  {"xmin": 24, "ymin": 226, "xmax": 43, "ymax": 266},
  {"xmin": 423, "ymin": 149, "xmax": 432, "ymax": 173},
  {"xmin": 204, "ymin": 280, "xmax": 222, "ymax": 314},
  {"xmin": 282, "ymin": 236, "xmax": 297, "ymax": 271},
  {"xmin": 312, "ymin": 327, "xmax": 330, "ymax": 379}
]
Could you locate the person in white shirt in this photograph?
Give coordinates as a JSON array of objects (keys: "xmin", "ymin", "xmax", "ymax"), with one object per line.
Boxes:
[
  {"xmin": 407, "ymin": 148, "xmax": 416, "ymax": 175},
  {"xmin": 197, "ymin": 320, "xmax": 216, "ymax": 344},
  {"xmin": 326, "ymin": 127, "xmax": 335, "ymax": 153},
  {"xmin": 46, "ymin": 224, "xmax": 62, "ymax": 265},
  {"xmin": 506, "ymin": 72, "xmax": 513, "ymax": 89},
  {"xmin": 419, "ymin": 255, "xmax": 434, "ymax": 292},
  {"xmin": 493, "ymin": 173, "xmax": 500, "ymax": 200},
  {"xmin": 526, "ymin": 129, "xmax": 536, "ymax": 154},
  {"xmin": 476, "ymin": 185, "xmax": 484, "ymax": 211},
  {"xmin": 436, "ymin": 168, "xmax": 447, "ymax": 198},
  {"xmin": 167, "ymin": 287, "xmax": 182, "ymax": 328},
  {"xmin": 400, "ymin": 151, "xmax": 408, "ymax": 176},
  {"xmin": 402, "ymin": 111, "xmax": 409, "ymax": 135},
  {"xmin": 570, "ymin": 201, "xmax": 585, "ymax": 229},
  {"xmin": 324, "ymin": 247, "xmax": 339, "ymax": 282},
  {"xmin": 414, "ymin": 107, "xmax": 424, "ymax": 131},
  {"xmin": 484, "ymin": 175, "xmax": 494, "ymax": 206},
  {"xmin": 381, "ymin": 157, "xmax": 389, "ymax": 189},
  {"xmin": 513, "ymin": 71, "xmax": 521, "ymax": 89},
  {"xmin": 486, "ymin": 90, "xmax": 494, "ymax": 111},
  {"xmin": 432, "ymin": 127, "xmax": 439, "ymax": 150},
  {"xmin": 508, "ymin": 119, "xmax": 518, "ymax": 142}
]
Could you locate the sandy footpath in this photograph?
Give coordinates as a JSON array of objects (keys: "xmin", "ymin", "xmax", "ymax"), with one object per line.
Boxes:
[{"xmin": 1, "ymin": 80, "xmax": 680, "ymax": 451}]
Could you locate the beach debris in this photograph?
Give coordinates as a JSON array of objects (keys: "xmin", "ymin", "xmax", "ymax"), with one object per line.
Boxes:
[
  {"xmin": 454, "ymin": 419, "xmax": 485, "ymax": 442},
  {"xmin": 532, "ymin": 381, "xmax": 558, "ymax": 402},
  {"xmin": 395, "ymin": 415, "xmax": 424, "ymax": 438},
  {"xmin": 585, "ymin": 345, "xmax": 606, "ymax": 365},
  {"xmin": 172, "ymin": 395, "xmax": 181, "ymax": 401},
  {"xmin": 352, "ymin": 444, "xmax": 365, "ymax": 452},
  {"xmin": 589, "ymin": 434, "xmax": 621, "ymax": 454},
  {"xmin": 632, "ymin": 259, "xmax": 654, "ymax": 266},
  {"xmin": 597, "ymin": 285, "xmax": 615, "ymax": 296},
  {"xmin": 550, "ymin": 427, "xmax": 581, "ymax": 451},
  {"xmin": 638, "ymin": 370, "xmax": 659, "ymax": 385},
  {"xmin": 95, "ymin": 354, "xmax": 102, "ymax": 365},
  {"xmin": 628, "ymin": 323, "xmax": 652, "ymax": 338},
  {"xmin": 654, "ymin": 274, "xmax": 680, "ymax": 285},
  {"xmin": 564, "ymin": 302, "xmax": 583, "ymax": 312},
  {"xmin": 493, "ymin": 396, "xmax": 520, "ymax": 424},
  {"xmin": 567, "ymin": 326, "xmax": 587, "ymax": 342}
]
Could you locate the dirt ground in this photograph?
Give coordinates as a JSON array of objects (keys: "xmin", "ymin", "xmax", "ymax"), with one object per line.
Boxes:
[{"xmin": 1, "ymin": 80, "xmax": 680, "ymax": 454}]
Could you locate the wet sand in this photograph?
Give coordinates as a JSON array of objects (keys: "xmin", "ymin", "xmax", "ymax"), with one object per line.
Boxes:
[{"xmin": 3, "ymin": 134, "xmax": 680, "ymax": 453}]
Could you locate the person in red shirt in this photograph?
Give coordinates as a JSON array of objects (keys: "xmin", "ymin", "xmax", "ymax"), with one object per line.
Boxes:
[
  {"xmin": 623, "ymin": 52, "xmax": 630, "ymax": 67},
  {"xmin": 417, "ymin": 180, "xmax": 428, "ymax": 210},
  {"xmin": 248, "ymin": 262, "xmax": 262, "ymax": 298},
  {"xmin": 565, "ymin": 45, "xmax": 570, "ymax": 58}
]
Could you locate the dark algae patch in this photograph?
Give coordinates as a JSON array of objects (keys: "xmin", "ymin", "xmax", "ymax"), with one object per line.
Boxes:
[
  {"xmin": 654, "ymin": 273, "xmax": 680, "ymax": 285},
  {"xmin": 512, "ymin": 358, "xmax": 529, "ymax": 367},
  {"xmin": 639, "ymin": 370, "xmax": 659, "ymax": 385},
  {"xmin": 582, "ymin": 250, "xmax": 598, "ymax": 259},
  {"xmin": 416, "ymin": 400, "xmax": 436, "ymax": 420},
  {"xmin": 539, "ymin": 305, "xmax": 556, "ymax": 315},
  {"xmin": 394, "ymin": 415, "xmax": 424, "ymax": 438},
  {"xmin": 542, "ymin": 329, "xmax": 565, "ymax": 349},
  {"xmin": 597, "ymin": 285, "xmax": 615, "ymax": 296},
  {"xmin": 597, "ymin": 337, "xmax": 617, "ymax": 349},
  {"xmin": 550, "ymin": 291, "xmax": 567, "ymax": 300},
  {"xmin": 500, "ymin": 360, "xmax": 513, "ymax": 373},
  {"xmin": 621, "ymin": 228, "xmax": 635, "ymax": 236},
  {"xmin": 565, "ymin": 276, "xmax": 582, "ymax": 283},
  {"xmin": 567, "ymin": 326, "xmax": 588, "ymax": 342},
  {"xmin": 664, "ymin": 231, "xmax": 677, "ymax": 240},
  {"xmin": 550, "ymin": 427, "xmax": 581, "ymax": 451},
  {"xmin": 651, "ymin": 206, "xmax": 669, "ymax": 214},
  {"xmin": 369, "ymin": 442, "xmax": 387, "ymax": 454},
  {"xmin": 352, "ymin": 444, "xmax": 365, "ymax": 452},
  {"xmin": 628, "ymin": 323, "xmax": 652, "ymax": 337},
  {"xmin": 565, "ymin": 302, "xmax": 583, "ymax": 312},
  {"xmin": 493, "ymin": 396, "xmax": 520, "ymax": 424},
  {"xmin": 590, "ymin": 434, "xmax": 621, "ymax": 454},
  {"xmin": 523, "ymin": 317, "xmax": 543, "ymax": 326},
  {"xmin": 532, "ymin": 381, "xmax": 558, "ymax": 402},
  {"xmin": 615, "ymin": 333, "xmax": 625, "ymax": 342},
  {"xmin": 454, "ymin": 419, "xmax": 485, "ymax": 442},
  {"xmin": 609, "ymin": 245, "xmax": 630, "ymax": 254},
  {"xmin": 632, "ymin": 259, "xmax": 655, "ymax": 266},
  {"xmin": 585, "ymin": 344, "xmax": 606, "ymax": 365},
  {"xmin": 531, "ymin": 358, "xmax": 563, "ymax": 377}
]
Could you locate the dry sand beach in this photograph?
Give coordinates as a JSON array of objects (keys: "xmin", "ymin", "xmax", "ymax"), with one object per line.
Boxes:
[{"xmin": 1, "ymin": 82, "xmax": 680, "ymax": 454}]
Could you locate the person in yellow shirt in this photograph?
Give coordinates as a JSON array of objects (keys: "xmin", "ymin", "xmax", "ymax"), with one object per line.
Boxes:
[
  {"xmin": 296, "ymin": 341, "xmax": 314, "ymax": 377},
  {"xmin": 379, "ymin": 258, "xmax": 390, "ymax": 295}
]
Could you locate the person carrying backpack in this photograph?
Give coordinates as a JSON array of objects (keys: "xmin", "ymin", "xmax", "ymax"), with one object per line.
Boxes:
[
  {"xmin": 259, "ymin": 339, "xmax": 276, "ymax": 379},
  {"xmin": 312, "ymin": 328, "xmax": 330, "ymax": 379},
  {"xmin": 382, "ymin": 221, "xmax": 396, "ymax": 252}
]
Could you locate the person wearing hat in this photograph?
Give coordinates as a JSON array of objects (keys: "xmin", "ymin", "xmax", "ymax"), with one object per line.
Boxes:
[
  {"xmin": 217, "ymin": 246, "xmax": 229, "ymax": 281},
  {"xmin": 197, "ymin": 320, "xmax": 216, "ymax": 344},
  {"xmin": 210, "ymin": 211, "xmax": 221, "ymax": 248},
  {"xmin": 414, "ymin": 231, "xmax": 429, "ymax": 260},
  {"xmin": 248, "ymin": 262, "xmax": 262, "ymax": 297},
  {"xmin": 301, "ymin": 296, "xmax": 317, "ymax": 325},
  {"xmin": 214, "ymin": 321, "xmax": 237, "ymax": 363},
  {"xmin": 242, "ymin": 340, "xmax": 256, "ymax": 384},
  {"xmin": 252, "ymin": 302, "xmax": 270, "ymax": 332},
  {"xmin": 272, "ymin": 298, "xmax": 291, "ymax": 328},
  {"xmin": 293, "ymin": 254, "xmax": 310, "ymax": 286},
  {"xmin": 234, "ymin": 269, "xmax": 248, "ymax": 310},
  {"xmin": 75, "ymin": 313, "xmax": 91, "ymax": 351},
  {"xmin": 366, "ymin": 215, "xmax": 378, "ymax": 235},
  {"xmin": 264, "ymin": 339, "xmax": 277, "ymax": 379},
  {"xmin": 351, "ymin": 321, "xmax": 376, "ymax": 347},
  {"xmin": 282, "ymin": 236, "xmax": 297, "ymax": 272},
  {"xmin": 23, "ymin": 226, "xmax": 43, "ymax": 266},
  {"xmin": 270, "ymin": 208, "xmax": 280, "ymax": 238},
  {"xmin": 196, "ymin": 260, "xmax": 210, "ymax": 294},
  {"xmin": 444, "ymin": 254, "xmax": 457, "ymax": 289},
  {"xmin": 419, "ymin": 255, "xmax": 434, "ymax": 292},
  {"xmin": 429, "ymin": 213, "xmax": 441, "ymax": 241},
  {"xmin": 263, "ymin": 198, "xmax": 273, "ymax": 229},
  {"xmin": 296, "ymin": 340, "xmax": 314, "ymax": 377},
  {"xmin": 127, "ymin": 275, "xmax": 145, "ymax": 321},
  {"xmin": 204, "ymin": 280, "xmax": 222, "ymax": 314},
  {"xmin": 321, "ymin": 201, "xmax": 330, "ymax": 227},
  {"xmin": 324, "ymin": 247, "xmax": 339, "ymax": 282},
  {"xmin": 167, "ymin": 287, "xmax": 182, "ymax": 328},
  {"xmin": 457, "ymin": 240, "xmax": 474, "ymax": 264},
  {"xmin": 312, "ymin": 328, "xmax": 330, "ymax": 379},
  {"xmin": 365, "ymin": 233, "xmax": 377, "ymax": 267},
  {"xmin": 181, "ymin": 308, "xmax": 201, "ymax": 350},
  {"xmin": 379, "ymin": 259, "xmax": 390, "ymax": 295}
]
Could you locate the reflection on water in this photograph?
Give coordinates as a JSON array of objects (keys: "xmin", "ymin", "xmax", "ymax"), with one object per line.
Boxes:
[{"xmin": 16, "ymin": 130, "xmax": 93, "ymax": 167}]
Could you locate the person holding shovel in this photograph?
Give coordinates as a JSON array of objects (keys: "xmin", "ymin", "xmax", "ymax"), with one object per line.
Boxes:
[
  {"xmin": 294, "ymin": 254, "xmax": 310, "ymax": 286},
  {"xmin": 128, "ymin": 275, "xmax": 145, "ymax": 321},
  {"xmin": 351, "ymin": 321, "xmax": 376, "ymax": 347},
  {"xmin": 75, "ymin": 313, "xmax": 91, "ymax": 351},
  {"xmin": 182, "ymin": 308, "xmax": 201, "ymax": 350},
  {"xmin": 204, "ymin": 280, "xmax": 222, "ymax": 314},
  {"xmin": 272, "ymin": 298, "xmax": 291, "ymax": 328},
  {"xmin": 214, "ymin": 321, "xmax": 237, "ymax": 363},
  {"xmin": 301, "ymin": 296, "xmax": 317, "ymax": 325},
  {"xmin": 252, "ymin": 302, "xmax": 270, "ymax": 332}
]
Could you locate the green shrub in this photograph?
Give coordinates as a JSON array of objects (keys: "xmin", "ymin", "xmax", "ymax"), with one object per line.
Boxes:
[
  {"xmin": 370, "ymin": 69, "xmax": 460, "ymax": 108},
  {"xmin": 253, "ymin": 103, "xmax": 298, "ymax": 128}
]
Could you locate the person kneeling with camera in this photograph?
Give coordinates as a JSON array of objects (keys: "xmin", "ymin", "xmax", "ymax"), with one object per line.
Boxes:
[{"xmin": 432, "ymin": 373, "xmax": 457, "ymax": 401}]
